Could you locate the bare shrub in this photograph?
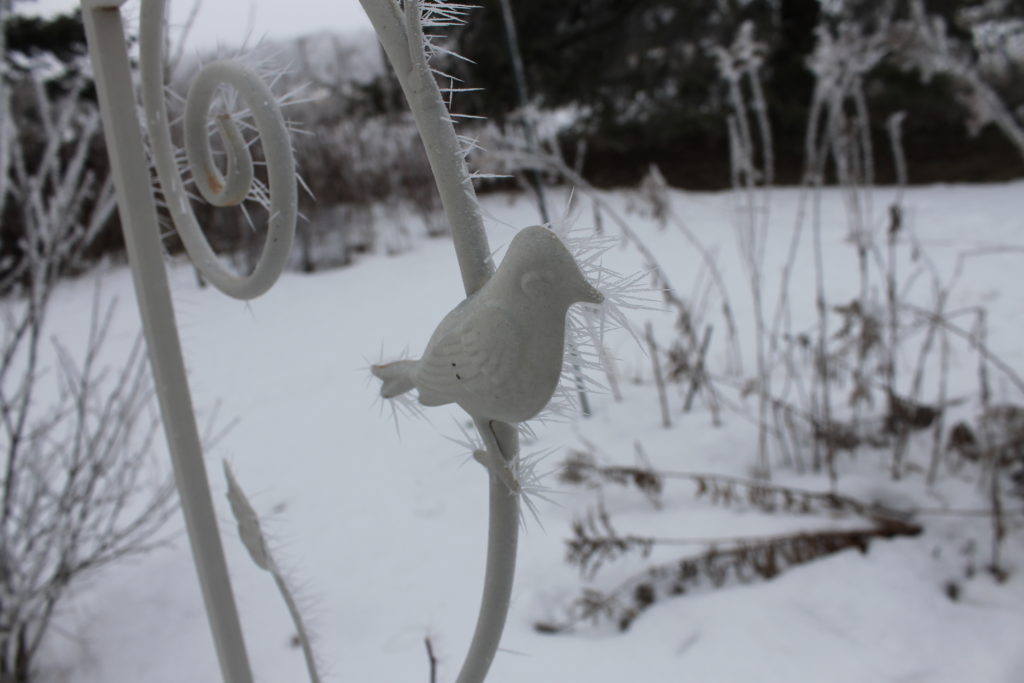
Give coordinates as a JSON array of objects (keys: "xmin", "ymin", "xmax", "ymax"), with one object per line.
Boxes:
[
  {"xmin": 1, "ymin": 31, "xmax": 174, "ymax": 679},
  {"xmin": 0, "ymin": 292, "xmax": 175, "ymax": 682}
]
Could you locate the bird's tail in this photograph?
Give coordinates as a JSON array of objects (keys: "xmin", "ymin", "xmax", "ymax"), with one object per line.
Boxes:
[{"xmin": 371, "ymin": 360, "xmax": 418, "ymax": 398}]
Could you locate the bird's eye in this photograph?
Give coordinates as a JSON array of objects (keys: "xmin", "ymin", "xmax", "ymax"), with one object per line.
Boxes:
[{"xmin": 520, "ymin": 271, "xmax": 550, "ymax": 299}]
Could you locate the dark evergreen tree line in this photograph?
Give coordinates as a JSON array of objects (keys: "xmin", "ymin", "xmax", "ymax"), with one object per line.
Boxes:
[{"xmin": 446, "ymin": 0, "xmax": 1024, "ymax": 187}]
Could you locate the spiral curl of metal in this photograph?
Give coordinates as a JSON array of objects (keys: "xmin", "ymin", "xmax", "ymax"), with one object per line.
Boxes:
[{"xmin": 138, "ymin": 0, "xmax": 296, "ymax": 300}]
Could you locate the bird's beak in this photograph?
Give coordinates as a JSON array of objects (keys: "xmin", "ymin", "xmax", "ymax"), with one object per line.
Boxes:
[{"xmin": 577, "ymin": 280, "xmax": 604, "ymax": 305}]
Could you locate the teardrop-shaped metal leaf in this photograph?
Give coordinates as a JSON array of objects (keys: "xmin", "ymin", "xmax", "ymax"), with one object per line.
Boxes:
[{"xmin": 224, "ymin": 461, "xmax": 271, "ymax": 571}]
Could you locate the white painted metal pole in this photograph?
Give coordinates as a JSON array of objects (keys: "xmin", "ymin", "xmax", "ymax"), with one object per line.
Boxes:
[
  {"xmin": 81, "ymin": 5, "xmax": 254, "ymax": 682},
  {"xmin": 357, "ymin": 3, "xmax": 521, "ymax": 681}
]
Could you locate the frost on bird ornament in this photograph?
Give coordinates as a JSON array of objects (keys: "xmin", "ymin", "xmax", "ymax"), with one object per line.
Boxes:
[{"xmin": 372, "ymin": 225, "xmax": 603, "ymax": 424}]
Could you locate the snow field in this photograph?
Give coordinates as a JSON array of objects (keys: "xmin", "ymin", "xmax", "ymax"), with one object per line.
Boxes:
[{"xmin": 36, "ymin": 181, "xmax": 1024, "ymax": 682}]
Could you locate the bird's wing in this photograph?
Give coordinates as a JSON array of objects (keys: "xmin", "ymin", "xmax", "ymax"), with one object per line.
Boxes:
[{"xmin": 417, "ymin": 303, "xmax": 522, "ymax": 407}]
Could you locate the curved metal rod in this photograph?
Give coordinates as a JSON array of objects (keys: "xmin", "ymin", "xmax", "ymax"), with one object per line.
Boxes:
[
  {"xmin": 81, "ymin": 3, "xmax": 256, "ymax": 681},
  {"xmin": 461, "ymin": 419, "xmax": 520, "ymax": 683},
  {"xmin": 359, "ymin": 2, "xmax": 522, "ymax": 682},
  {"xmin": 138, "ymin": 0, "xmax": 297, "ymax": 300},
  {"xmin": 361, "ymin": 0, "xmax": 495, "ymax": 296}
]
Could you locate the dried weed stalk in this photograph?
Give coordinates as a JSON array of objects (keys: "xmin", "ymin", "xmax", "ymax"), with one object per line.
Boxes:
[{"xmin": 541, "ymin": 517, "xmax": 920, "ymax": 634}]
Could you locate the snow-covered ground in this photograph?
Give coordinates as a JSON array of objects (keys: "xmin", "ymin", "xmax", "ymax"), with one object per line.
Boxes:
[{"xmin": 35, "ymin": 181, "xmax": 1024, "ymax": 682}]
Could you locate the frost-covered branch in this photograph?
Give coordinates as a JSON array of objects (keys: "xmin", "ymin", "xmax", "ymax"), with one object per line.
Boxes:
[{"xmin": 897, "ymin": 0, "xmax": 1024, "ymax": 163}]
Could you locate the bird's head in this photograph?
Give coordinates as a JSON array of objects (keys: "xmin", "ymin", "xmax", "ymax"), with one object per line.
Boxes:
[{"xmin": 501, "ymin": 225, "xmax": 604, "ymax": 308}]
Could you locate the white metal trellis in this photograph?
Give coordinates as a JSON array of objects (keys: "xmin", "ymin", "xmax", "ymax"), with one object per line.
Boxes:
[{"xmin": 80, "ymin": 1, "xmax": 521, "ymax": 682}]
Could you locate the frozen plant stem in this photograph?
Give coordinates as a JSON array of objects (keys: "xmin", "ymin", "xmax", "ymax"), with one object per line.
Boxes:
[
  {"xmin": 358, "ymin": 1, "xmax": 521, "ymax": 681},
  {"xmin": 716, "ymin": 28, "xmax": 773, "ymax": 478},
  {"xmin": 645, "ymin": 322, "xmax": 672, "ymax": 429},
  {"xmin": 497, "ymin": 0, "xmax": 549, "ymax": 224}
]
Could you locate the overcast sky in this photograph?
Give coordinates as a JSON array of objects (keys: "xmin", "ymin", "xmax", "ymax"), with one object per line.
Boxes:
[{"xmin": 22, "ymin": 0, "xmax": 373, "ymax": 49}]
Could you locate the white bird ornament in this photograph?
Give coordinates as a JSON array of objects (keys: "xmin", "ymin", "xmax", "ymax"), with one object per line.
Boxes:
[{"xmin": 371, "ymin": 225, "xmax": 603, "ymax": 424}]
